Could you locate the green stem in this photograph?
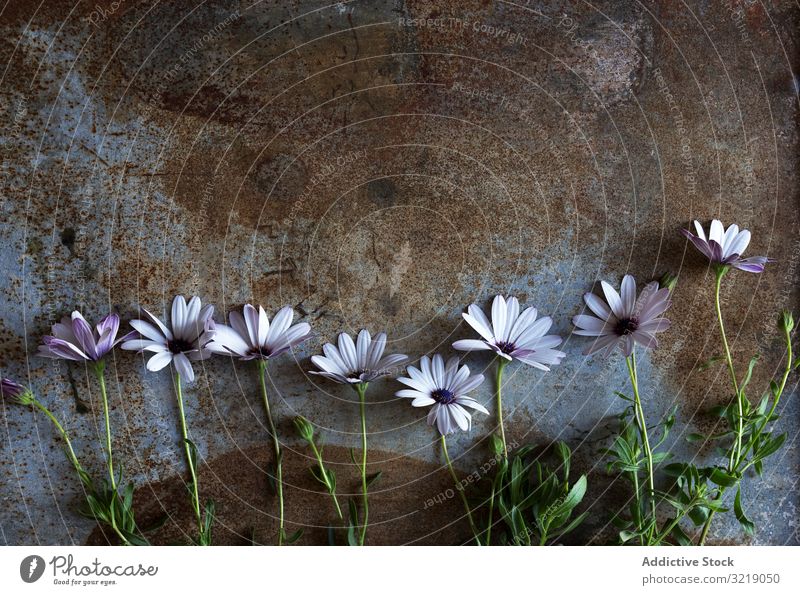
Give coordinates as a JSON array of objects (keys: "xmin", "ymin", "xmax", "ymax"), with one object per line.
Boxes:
[
  {"xmin": 31, "ymin": 400, "xmax": 83, "ymax": 478},
  {"xmin": 356, "ymin": 383, "xmax": 369, "ymax": 546},
  {"xmin": 495, "ymin": 358, "xmax": 509, "ymax": 458},
  {"xmin": 309, "ymin": 439, "xmax": 343, "ymax": 519},
  {"xmin": 440, "ymin": 434, "xmax": 481, "ymax": 546},
  {"xmin": 484, "ymin": 480, "xmax": 496, "ymax": 545},
  {"xmin": 626, "ymin": 351, "xmax": 656, "ymax": 543},
  {"xmin": 31, "ymin": 397, "xmax": 133, "ymax": 546},
  {"xmin": 714, "ymin": 267, "xmax": 742, "ymax": 469},
  {"xmin": 93, "ymin": 363, "xmax": 116, "ymax": 492},
  {"xmin": 257, "ymin": 360, "xmax": 285, "ymax": 545},
  {"xmin": 701, "ymin": 323, "xmax": 796, "ymax": 546},
  {"xmin": 174, "ymin": 372, "xmax": 203, "ymax": 543}
]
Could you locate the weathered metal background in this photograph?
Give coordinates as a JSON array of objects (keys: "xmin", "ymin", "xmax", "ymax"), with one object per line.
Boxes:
[{"xmin": 1, "ymin": 0, "xmax": 798, "ymax": 545}]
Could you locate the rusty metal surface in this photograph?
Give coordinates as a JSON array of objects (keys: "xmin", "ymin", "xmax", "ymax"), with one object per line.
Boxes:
[{"xmin": 0, "ymin": 0, "xmax": 798, "ymax": 545}]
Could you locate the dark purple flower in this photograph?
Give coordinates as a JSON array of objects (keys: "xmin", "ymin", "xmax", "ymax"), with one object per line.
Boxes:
[
  {"xmin": 682, "ymin": 219, "xmax": 771, "ymax": 273},
  {"xmin": 37, "ymin": 312, "xmax": 134, "ymax": 363},
  {"xmin": 1, "ymin": 377, "xmax": 32, "ymax": 405}
]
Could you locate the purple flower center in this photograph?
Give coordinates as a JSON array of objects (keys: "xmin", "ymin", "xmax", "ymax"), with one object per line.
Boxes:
[
  {"xmin": 494, "ymin": 341, "xmax": 515, "ymax": 355},
  {"xmin": 615, "ymin": 317, "xmax": 639, "ymax": 336},
  {"xmin": 167, "ymin": 338, "xmax": 193, "ymax": 354},
  {"xmin": 432, "ymin": 388, "xmax": 456, "ymax": 405}
]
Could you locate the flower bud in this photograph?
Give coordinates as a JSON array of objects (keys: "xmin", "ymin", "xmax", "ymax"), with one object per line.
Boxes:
[
  {"xmin": 659, "ymin": 272, "xmax": 678, "ymax": 292},
  {"xmin": 489, "ymin": 434, "xmax": 504, "ymax": 456},
  {"xmin": 779, "ymin": 310, "xmax": 795, "ymax": 333},
  {"xmin": 292, "ymin": 416, "xmax": 314, "ymax": 442}
]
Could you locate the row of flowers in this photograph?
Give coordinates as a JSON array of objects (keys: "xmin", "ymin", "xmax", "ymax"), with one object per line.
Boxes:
[{"xmin": 1, "ymin": 220, "xmax": 793, "ymax": 546}]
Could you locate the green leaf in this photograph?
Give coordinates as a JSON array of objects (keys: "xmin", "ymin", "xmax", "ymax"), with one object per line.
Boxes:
[
  {"xmin": 548, "ymin": 475, "xmax": 587, "ymax": 519},
  {"xmin": 688, "ymin": 505, "xmax": 709, "ymax": 526},
  {"xmin": 551, "ymin": 510, "xmax": 588, "ymax": 540},
  {"xmin": 733, "ymin": 487, "xmax": 755, "ymax": 536},
  {"xmin": 699, "ymin": 355, "xmax": 724, "ymax": 371},
  {"xmin": 739, "ymin": 355, "xmax": 759, "ymax": 394},
  {"xmin": 349, "ymin": 448, "xmax": 358, "ymax": 466},
  {"xmin": 347, "ymin": 498, "xmax": 359, "ymax": 546},
  {"xmin": 670, "ymin": 523, "xmax": 692, "ymax": 546},
  {"xmin": 283, "ymin": 528, "xmax": 303, "ymax": 544},
  {"xmin": 555, "ymin": 441, "xmax": 571, "ymax": 480},
  {"xmin": 709, "ymin": 468, "xmax": 738, "ymax": 488},
  {"xmin": 755, "ymin": 433, "xmax": 787, "ymax": 461},
  {"xmin": 686, "ymin": 433, "xmax": 706, "ymax": 443},
  {"xmin": 488, "ymin": 434, "xmax": 504, "ymax": 456},
  {"xmin": 366, "ymin": 471, "xmax": 382, "ymax": 488}
]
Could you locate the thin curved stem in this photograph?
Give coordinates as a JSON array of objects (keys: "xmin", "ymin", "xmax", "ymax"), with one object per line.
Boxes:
[
  {"xmin": 356, "ymin": 383, "xmax": 369, "ymax": 545},
  {"xmin": 257, "ymin": 360, "xmax": 285, "ymax": 545},
  {"xmin": 626, "ymin": 350, "xmax": 655, "ymax": 543},
  {"xmin": 93, "ymin": 363, "xmax": 116, "ymax": 491},
  {"xmin": 441, "ymin": 435, "xmax": 481, "ymax": 546},
  {"xmin": 495, "ymin": 358, "xmax": 509, "ymax": 458},
  {"xmin": 715, "ymin": 268, "xmax": 742, "ymax": 469},
  {"xmin": 309, "ymin": 439, "xmax": 343, "ymax": 519},
  {"xmin": 174, "ymin": 372, "xmax": 203, "ymax": 543}
]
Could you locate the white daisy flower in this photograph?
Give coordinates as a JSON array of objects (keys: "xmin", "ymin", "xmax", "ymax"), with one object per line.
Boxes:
[
  {"xmin": 309, "ymin": 330, "xmax": 408, "ymax": 385},
  {"xmin": 682, "ymin": 219, "xmax": 770, "ymax": 273},
  {"xmin": 121, "ymin": 295, "xmax": 216, "ymax": 382},
  {"xmin": 396, "ymin": 354, "xmax": 488, "ymax": 436},
  {"xmin": 208, "ymin": 304, "xmax": 311, "ymax": 361},
  {"xmin": 452, "ymin": 295, "xmax": 566, "ymax": 371}
]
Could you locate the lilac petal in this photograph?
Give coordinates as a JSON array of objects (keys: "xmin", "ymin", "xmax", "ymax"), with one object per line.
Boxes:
[
  {"xmin": 311, "ymin": 355, "xmax": 343, "ymax": 375},
  {"xmin": 186, "ymin": 297, "xmax": 202, "ymax": 332},
  {"xmin": 266, "ymin": 306, "xmax": 293, "ymax": 347},
  {"xmin": 632, "ymin": 331, "xmax": 659, "ymax": 350},
  {"xmin": 620, "ymin": 275, "xmax": 636, "ymax": 315},
  {"xmin": 516, "ymin": 335, "xmax": 563, "ymax": 351},
  {"xmin": 41, "ymin": 336, "xmax": 89, "ymax": 360},
  {"xmin": 173, "ymin": 352, "xmax": 194, "ymax": 381},
  {"xmin": 456, "ymin": 397, "xmax": 489, "ymax": 415},
  {"xmin": 396, "ymin": 388, "xmax": 429, "ymax": 400},
  {"xmin": 338, "ymin": 333, "xmax": 358, "ymax": 371},
  {"xmin": 172, "ymin": 296, "xmax": 188, "ymax": 338},
  {"xmin": 508, "ymin": 306, "xmax": 538, "ymax": 343},
  {"xmin": 70, "ymin": 312, "xmax": 98, "ymax": 360},
  {"xmin": 95, "ymin": 313, "xmax": 120, "ymax": 355},
  {"xmin": 449, "ymin": 403, "xmax": 471, "ymax": 431},
  {"xmin": 356, "ymin": 329, "xmax": 371, "ymax": 367},
  {"xmin": 721, "ymin": 224, "xmax": 740, "ymax": 256},
  {"xmin": 583, "ymin": 293, "xmax": 611, "ymax": 320},
  {"xmin": 397, "ymin": 375, "xmax": 431, "ymax": 393},
  {"xmin": 732, "ymin": 255, "xmax": 770, "ymax": 273},
  {"xmin": 257, "ymin": 306, "xmax": 271, "ymax": 347},
  {"xmin": 584, "ymin": 333, "xmax": 619, "ymax": 356},
  {"xmin": 708, "ymin": 240, "xmax": 724, "ymax": 263},
  {"xmin": 228, "ymin": 311, "xmax": 251, "ymax": 348},
  {"xmin": 367, "ymin": 332, "xmax": 387, "ymax": 369},
  {"xmin": 572, "ymin": 314, "xmax": 609, "ymax": 334},
  {"xmin": 491, "ymin": 296, "xmax": 507, "ymax": 341},
  {"xmin": 682, "ymin": 229, "xmax": 714, "ymax": 260},
  {"xmin": 726, "ymin": 229, "xmax": 750, "ymax": 258},
  {"xmin": 208, "ymin": 325, "xmax": 249, "ymax": 356},
  {"xmin": 452, "ymin": 373, "xmax": 484, "ymax": 396},
  {"xmin": 376, "ymin": 353, "xmax": 409, "ymax": 373},
  {"xmin": 709, "ymin": 219, "xmax": 725, "ymax": 244},
  {"xmin": 407, "ymin": 365, "xmax": 435, "ymax": 391},
  {"xmin": 452, "ymin": 339, "xmax": 492, "ymax": 352},
  {"xmin": 308, "ymin": 370, "xmax": 349, "ymax": 384},
  {"xmin": 514, "ymin": 316, "xmax": 552, "ymax": 346},
  {"xmin": 504, "ymin": 297, "xmax": 520, "ymax": 341},
  {"xmin": 142, "ymin": 309, "xmax": 173, "ymax": 341},
  {"xmin": 243, "ymin": 304, "xmax": 260, "ymax": 348},
  {"xmin": 431, "ymin": 354, "xmax": 445, "ymax": 388},
  {"xmin": 600, "ymin": 281, "xmax": 625, "ymax": 319},
  {"xmin": 637, "ymin": 318, "xmax": 671, "ymax": 333},
  {"xmin": 637, "ymin": 288, "xmax": 671, "ymax": 322},
  {"xmin": 693, "ymin": 220, "xmax": 706, "ymax": 240},
  {"xmin": 463, "ymin": 307, "xmax": 495, "ymax": 342},
  {"xmin": 322, "ymin": 343, "xmax": 349, "ymax": 375},
  {"xmin": 121, "ymin": 339, "xmax": 168, "ymax": 353},
  {"xmin": 621, "ymin": 336, "xmax": 635, "ymax": 357},
  {"xmin": 411, "ymin": 396, "xmax": 436, "ymax": 407},
  {"xmin": 146, "ymin": 351, "xmax": 173, "ymax": 372}
]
